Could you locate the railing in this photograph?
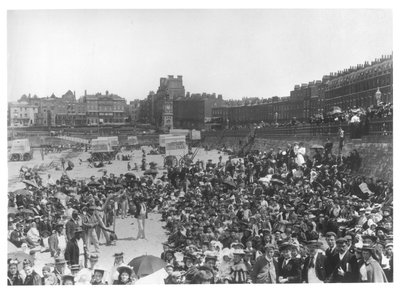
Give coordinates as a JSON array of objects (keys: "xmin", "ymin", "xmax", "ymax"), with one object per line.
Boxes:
[{"xmin": 204, "ymin": 118, "xmax": 392, "ymax": 139}]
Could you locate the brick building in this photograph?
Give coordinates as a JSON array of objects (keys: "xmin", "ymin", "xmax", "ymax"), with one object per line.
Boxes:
[
  {"xmin": 142, "ymin": 75, "xmax": 186, "ymax": 129},
  {"xmin": 173, "ymin": 93, "xmax": 224, "ymax": 129},
  {"xmin": 8, "ymin": 101, "xmax": 38, "ymax": 127},
  {"xmin": 324, "ymin": 55, "xmax": 393, "ymax": 110},
  {"xmin": 210, "ymin": 54, "xmax": 392, "ymax": 128},
  {"xmin": 79, "ymin": 91, "xmax": 127, "ymax": 125}
]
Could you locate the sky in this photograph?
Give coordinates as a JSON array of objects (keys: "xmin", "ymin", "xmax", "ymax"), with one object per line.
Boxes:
[{"xmin": 7, "ymin": 9, "xmax": 392, "ymax": 102}]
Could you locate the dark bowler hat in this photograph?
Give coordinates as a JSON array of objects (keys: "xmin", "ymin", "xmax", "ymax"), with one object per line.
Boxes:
[
  {"xmin": 55, "ymin": 257, "xmax": 67, "ymax": 265},
  {"xmin": 74, "ymin": 226, "xmax": 84, "ymax": 234},
  {"xmin": 306, "ymin": 240, "xmax": 323, "ymax": 248},
  {"xmin": 279, "ymin": 242, "xmax": 296, "ymax": 251},
  {"xmin": 204, "ymin": 254, "xmax": 218, "ymax": 261},
  {"xmin": 61, "ymin": 275, "xmax": 75, "ymax": 282},
  {"xmin": 113, "ymin": 252, "xmax": 124, "ymax": 258},
  {"xmin": 361, "ymin": 243, "xmax": 375, "ymax": 252}
]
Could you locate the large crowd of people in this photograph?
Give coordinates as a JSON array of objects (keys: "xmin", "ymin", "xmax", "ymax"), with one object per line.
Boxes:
[{"xmin": 7, "ymin": 139, "xmax": 393, "ymax": 285}]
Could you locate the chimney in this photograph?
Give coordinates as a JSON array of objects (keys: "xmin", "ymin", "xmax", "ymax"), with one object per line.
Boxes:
[
  {"xmin": 168, "ymin": 75, "xmax": 174, "ymax": 79},
  {"xmin": 84, "ymin": 90, "xmax": 87, "ymax": 96},
  {"xmin": 106, "ymin": 90, "xmax": 109, "ymax": 96}
]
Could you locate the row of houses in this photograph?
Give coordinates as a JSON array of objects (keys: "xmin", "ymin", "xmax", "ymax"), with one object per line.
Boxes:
[
  {"xmin": 211, "ymin": 54, "xmax": 393, "ymax": 127},
  {"xmin": 8, "ymin": 90, "xmax": 130, "ymax": 127}
]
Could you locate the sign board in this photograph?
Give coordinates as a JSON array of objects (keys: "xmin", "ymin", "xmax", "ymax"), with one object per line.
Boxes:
[
  {"xmin": 91, "ymin": 139, "xmax": 113, "ymax": 152},
  {"xmin": 11, "ymin": 139, "xmax": 31, "ymax": 153},
  {"xmin": 159, "ymin": 134, "xmax": 173, "ymax": 147},
  {"xmin": 190, "ymin": 130, "xmax": 201, "ymax": 140},
  {"xmin": 108, "ymin": 136, "xmax": 119, "ymax": 148},
  {"xmin": 165, "ymin": 135, "xmax": 187, "ymax": 156},
  {"xmin": 127, "ymin": 136, "xmax": 138, "ymax": 145},
  {"xmin": 169, "ymin": 129, "xmax": 190, "ymax": 137},
  {"xmin": 97, "ymin": 136, "xmax": 118, "ymax": 148}
]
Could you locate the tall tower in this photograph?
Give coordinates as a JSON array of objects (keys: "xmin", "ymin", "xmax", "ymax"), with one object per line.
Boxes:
[{"xmin": 162, "ymin": 94, "xmax": 173, "ymax": 132}]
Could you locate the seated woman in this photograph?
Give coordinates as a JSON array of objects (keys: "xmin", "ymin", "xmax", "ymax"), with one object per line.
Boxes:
[{"xmin": 26, "ymin": 222, "xmax": 41, "ymax": 247}]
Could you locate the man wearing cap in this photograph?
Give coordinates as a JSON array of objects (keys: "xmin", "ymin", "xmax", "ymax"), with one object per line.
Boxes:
[
  {"xmin": 302, "ymin": 241, "xmax": 327, "ymax": 283},
  {"xmin": 53, "ymin": 257, "xmax": 69, "ymax": 285},
  {"xmin": 65, "ymin": 210, "xmax": 81, "ymax": 241},
  {"xmin": 327, "ymin": 237, "xmax": 359, "ymax": 283},
  {"xmin": 325, "ymin": 232, "xmax": 338, "ymax": 278},
  {"xmin": 251, "ymin": 244, "xmax": 279, "ymax": 283}
]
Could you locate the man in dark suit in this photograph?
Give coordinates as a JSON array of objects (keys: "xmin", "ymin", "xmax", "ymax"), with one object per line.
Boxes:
[
  {"xmin": 277, "ymin": 243, "xmax": 301, "ymax": 283},
  {"xmin": 324, "ymin": 231, "xmax": 338, "ymax": 279},
  {"xmin": 64, "ymin": 227, "xmax": 85, "ymax": 267},
  {"xmin": 65, "ymin": 210, "xmax": 80, "ymax": 241},
  {"xmin": 327, "ymin": 237, "xmax": 359, "ymax": 283},
  {"xmin": 302, "ymin": 241, "xmax": 327, "ymax": 283}
]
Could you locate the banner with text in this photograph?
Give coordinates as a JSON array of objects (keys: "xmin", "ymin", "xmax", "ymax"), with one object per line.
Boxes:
[{"xmin": 165, "ymin": 135, "xmax": 187, "ymax": 156}]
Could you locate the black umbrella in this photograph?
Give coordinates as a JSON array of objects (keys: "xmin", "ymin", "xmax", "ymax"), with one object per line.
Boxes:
[
  {"xmin": 270, "ymin": 178, "xmax": 285, "ymax": 185},
  {"xmin": 125, "ymin": 172, "xmax": 136, "ymax": 178},
  {"xmin": 222, "ymin": 179, "xmax": 236, "ymax": 189},
  {"xmin": 128, "ymin": 255, "xmax": 167, "ymax": 277},
  {"xmin": 144, "ymin": 169, "xmax": 158, "ymax": 176},
  {"xmin": 88, "ymin": 181, "xmax": 101, "ymax": 187}
]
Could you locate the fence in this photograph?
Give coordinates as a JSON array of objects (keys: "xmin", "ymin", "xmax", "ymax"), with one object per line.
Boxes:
[{"xmin": 254, "ymin": 118, "xmax": 392, "ymax": 139}]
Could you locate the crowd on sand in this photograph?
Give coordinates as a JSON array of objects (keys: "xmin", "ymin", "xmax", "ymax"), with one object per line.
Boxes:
[{"xmin": 7, "ymin": 140, "xmax": 393, "ymax": 284}]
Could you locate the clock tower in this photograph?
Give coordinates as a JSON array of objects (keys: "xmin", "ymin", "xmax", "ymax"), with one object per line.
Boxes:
[{"xmin": 162, "ymin": 94, "xmax": 173, "ymax": 132}]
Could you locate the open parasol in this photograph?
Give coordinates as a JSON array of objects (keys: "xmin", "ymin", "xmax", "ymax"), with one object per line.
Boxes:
[
  {"xmin": 13, "ymin": 189, "xmax": 31, "ymax": 196},
  {"xmin": 22, "ymin": 179, "xmax": 39, "ymax": 189},
  {"xmin": 128, "ymin": 254, "xmax": 167, "ymax": 278},
  {"xmin": 19, "ymin": 208, "xmax": 34, "ymax": 215},
  {"xmin": 310, "ymin": 144, "xmax": 324, "ymax": 150},
  {"xmin": 270, "ymin": 178, "xmax": 285, "ymax": 185},
  {"xmin": 222, "ymin": 179, "xmax": 236, "ymax": 189}
]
